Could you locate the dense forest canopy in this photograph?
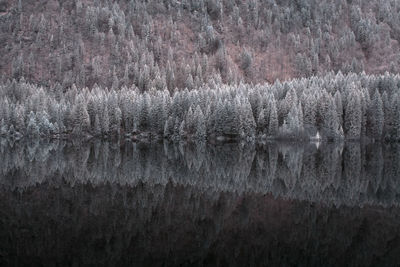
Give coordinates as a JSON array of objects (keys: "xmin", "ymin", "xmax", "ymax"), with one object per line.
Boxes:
[
  {"xmin": 1, "ymin": 0, "xmax": 400, "ymax": 88},
  {"xmin": 0, "ymin": 72, "xmax": 400, "ymax": 141},
  {"xmin": 0, "ymin": 0, "xmax": 400, "ymax": 141}
]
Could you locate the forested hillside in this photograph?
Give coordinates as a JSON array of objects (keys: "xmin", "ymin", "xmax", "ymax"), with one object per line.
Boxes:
[
  {"xmin": 1, "ymin": 0, "xmax": 400, "ymax": 141},
  {"xmin": 1, "ymin": 0, "xmax": 400, "ymax": 88},
  {"xmin": 1, "ymin": 72, "xmax": 400, "ymax": 141}
]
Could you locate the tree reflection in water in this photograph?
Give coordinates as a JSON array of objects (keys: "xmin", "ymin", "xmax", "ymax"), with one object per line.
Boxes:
[{"xmin": 0, "ymin": 140, "xmax": 400, "ymax": 266}]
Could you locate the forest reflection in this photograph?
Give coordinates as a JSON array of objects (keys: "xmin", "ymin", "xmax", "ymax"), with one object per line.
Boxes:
[
  {"xmin": 1, "ymin": 176, "xmax": 400, "ymax": 266},
  {"xmin": 0, "ymin": 139, "xmax": 400, "ymax": 207},
  {"xmin": 1, "ymin": 140, "xmax": 400, "ymax": 266}
]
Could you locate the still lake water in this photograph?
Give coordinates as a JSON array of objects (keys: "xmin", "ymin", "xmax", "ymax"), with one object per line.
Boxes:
[{"xmin": 0, "ymin": 140, "xmax": 400, "ymax": 266}]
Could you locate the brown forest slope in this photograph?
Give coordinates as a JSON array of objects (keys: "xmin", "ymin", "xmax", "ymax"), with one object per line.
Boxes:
[{"xmin": 1, "ymin": 0, "xmax": 400, "ymax": 90}]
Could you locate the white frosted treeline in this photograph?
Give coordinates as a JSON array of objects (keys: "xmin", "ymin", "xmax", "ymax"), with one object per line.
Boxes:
[
  {"xmin": 0, "ymin": 72, "xmax": 399, "ymax": 141},
  {"xmin": 0, "ymin": 140, "xmax": 399, "ymax": 208}
]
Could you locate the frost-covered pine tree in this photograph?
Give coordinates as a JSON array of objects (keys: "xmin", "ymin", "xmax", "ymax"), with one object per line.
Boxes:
[
  {"xmin": 37, "ymin": 110, "xmax": 55, "ymax": 136},
  {"xmin": 194, "ymin": 105, "xmax": 206, "ymax": 141},
  {"xmin": 257, "ymin": 108, "xmax": 268, "ymax": 135},
  {"xmin": 101, "ymin": 105, "xmax": 110, "ymax": 135},
  {"xmin": 382, "ymin": 91, "xmax": 392, "ymax": 139},
  {"xmin": 15, "ymin": 105, "xmax": 25, "ymax": 134},
  {"xmin": 240, "ymin": 98, "xmax": 256, "ymax": 138},
  {"xmin": 139, "ymin": 93, "xmax": 151, "ymax": 132},
  {"xmin": 25, "ymin": 112, "xmax": 37, "ymax": 137},
  {"xmin": 164, "ymin": 116, "xmax": 174, "ymax": 139},
  {"xmin": 94, "ymin": 113, "xmax": 101, "ymax": 136},
  {"xmin": 173, "ymin": 117, "xmax": 181, "ymax": 141},
  {"xmin": 268, "ymin": 98, "xmax": 278, "ymax": 136},
  {"xmin": 108, "ymin": 92, "xmax": 122, "ymax": 136},
  {"xmin": 323, "ymin": 98, "xmax": 341, "ymax": 139},
  {"xmin": 214, "ymin": 100, "xmax": 225, "ymax": 136},
  {"xmin": 334, "ymin": 91, "xmax": 343, "ymax": 125},
  {"xmin": 369, "ymin": 89, "xmax": 384, "ymax": 139},
  {"xmin": 285, "ymin": 103, "xmax": 304, "ymax": 138},
  {"xmin": 303, "ymin": 93, "xmax": 317, "ymax": 133},
  {"xmin": 393, "ymin": 94, "xmax": 400, "ymax": 140},
  {"xmin": 345, "ymin": 89, "xmax": 362, "ymax": 139},
  {"xmin": 185, "ymin": 106, "xmax": 195, "ymax": 135},
  {"xmin": 73, "ymin": 95, "xmax": 90, "ymax": 135}
]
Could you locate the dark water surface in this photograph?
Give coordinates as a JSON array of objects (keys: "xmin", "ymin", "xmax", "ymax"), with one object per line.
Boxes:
[{"xmin": 1, "ymin": 140, "xmax": 400, "ymax": 266}]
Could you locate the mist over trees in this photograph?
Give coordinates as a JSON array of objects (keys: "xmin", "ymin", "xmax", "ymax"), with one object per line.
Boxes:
[{"xmin": 1, "ymin": 72, "xmax": 400, "ymax": 141}]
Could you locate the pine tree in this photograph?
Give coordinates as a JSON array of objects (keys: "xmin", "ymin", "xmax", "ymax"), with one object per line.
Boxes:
[
  {"xmin": 194, "ymin": 105, "xmax": 206, "ymax": 141},
  {"xmin": 334, "ymin": 91, "xmax": 343, "ymax": 125},
  {"xmin": 285, "ymin": 103, "xmax": 304, "ymax": 138},
  {"xmin": 108, "ymin": 92, "xmax": 121, "ymax": 136},
  {"xmin": 268, "ymin": 98, "xmax": 278, "ymax": 136},
  {"xmin": 173, "ymin": 117, "xmax": 181, "ymax": 141},
  {"xmin": 150, "ymin": 96, "xmax": 167, "ymax": 136},
  {"xmin": 139, "ymin": 93, "xmax": 151, "ymax": 132},
  {"xmin": 345, "ymin": 90, "xmax": 362, "ymax": 139},
  {"xmin": 240, "ymin": 49, "xmax": 253, "ymax": 78},
  {"xmin": 257, "ymin": 108, "xmax": 267, "ymax": 135},
  {"xmin": 164, "ymin": 116, "xmax": 174, "ymax": 138},
  {"xmin": 240, "ymin": 98, "xmax": 256, "ymax": 138},
  {"xmin": 393, "ymin": 94, "xmax": 400, "ymax": 140},
  {"xmin": 185, "ymin": 74, "xmax": 194, "ymax": 90},
  {"xmin": 303, "ymin": 93, "xmax": 317, "ymax": 134},
  {"xmin": 185, "ymin": 106, "xmax": 195, "ymax": 135},
  {"xmin": 382, "ymin": 91, "xmax": 392, "ymax": 139},
  {"xmin": 15, "ymin": 105, "xmax": 25, "ymax": 134},
  {"xmin": 323, "ymin": 99, "xmax": 341, "ymax": 139},
  {"xmin": 94, "ymin": 113, "xmax": 101, "ymax": 136},
  {"xmin": 102, "ymin": 105, "xmax": 110, "ymax": 135},
  {"xmin": 369, "ymin": 89, "xmax": 384, "ymax": 139},
  {"xmin": 37, "ymin": 110, "xmax": 54, "ymax": 136},
  {"xmin": 73, "ymin": 95, "xmax": 90, "ymax": 135},
  {"xmin": 214, "ymin": 100, "xmax": 225, "ymax": 136}
]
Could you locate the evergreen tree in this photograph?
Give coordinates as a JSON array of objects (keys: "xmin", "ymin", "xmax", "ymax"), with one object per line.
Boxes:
[
  {"xmin": 268, "ymin": 98, "xmax": 278, "ymax": 136},
  {"xmin": 139, "ymin": 93, "xmax": 151, "ymax": 132},
  {"xmin": 382, "ymin": 91, "xmax": 392, "ymax": 139},
  {"xmin": 108, "ymin": 93, "xmax": 121, "ymax": 136},
  {"xmin": 15, "ymin": 105, "xmax": 25, "ymax": 134},
  {"xmin": 185, "ymin": 106, "xmax": 195, "ymax": 135},
  {"xmin": 285, "ymin": 103, "xmax": 304, "ymax": 138},
  {"xmin": 369, "ymin": 89, "xmax": 384, "ymax": 139},
  {"xmin": 194, "ymin": 105, "xmax": 206, "ymax": 141},
  {"xmin": 323, "ymin": 99, "xmax": 341, "ymax": 139},
  {"xmin": 334, "ymin": 91, "xmax": 343, "ymax": 125},
  {"xmin": 73, "ymin": 95, "xmax": 90, "ymax": 135},
  {"xmin": 303, "ymin": 93, "xmax": 317, "ymax": 134},
  {"xmin": 102, "ymin": 105, "xmax": 110, "ymax": 135},
  {"xmin": 164, "ymin": 116, "xmax": 174, "ymax": 139},
  {"xmin": 173, "ymin": 117, "xmax": 181, "ymax": 141},
  {"xmin": 37, "ymin": 110, "xmax": 54, "ymax": 136},
  {"xmin": 240, "ymin": 98, "xmax": 256, "ymax": 138},
  {"xmin": 94, "ymin": 113, "xmax": 101, "ymax": 136},
  {"xmin": 257, "ymin": 108, "xmax": 268, "ymax": 135},
  {"xmin": 394, "ymin": 94, "xmax": 400, "ymax": 140},
  {"xmin": 214, "ymin": 100, "xmax": 225, "ymax": 136},
  {"xmin": 345, "ymin": 90, "xmax": 362, "ymax": 139}
]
